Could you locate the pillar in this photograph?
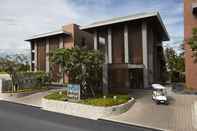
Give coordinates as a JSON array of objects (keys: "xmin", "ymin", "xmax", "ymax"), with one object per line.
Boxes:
[
  {"xmin": 142, "ymin": 22, "xmax": 148, "ymax": 88},
  {"xmin": 94, "ymin": 31, "xmax": 98, "ymax": 50},
  {"xmin": 124, "ymin": 24, "xmax": 129, "ymax": 63},
  {"xmin": 108, "ymin": 28, "xmax": 112, "ymax": 64}
]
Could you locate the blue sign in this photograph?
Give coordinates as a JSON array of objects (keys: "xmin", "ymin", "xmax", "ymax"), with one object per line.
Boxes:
[{"xmin": 67, "ymin": 84, "xmax": 80, "ymax": 100}]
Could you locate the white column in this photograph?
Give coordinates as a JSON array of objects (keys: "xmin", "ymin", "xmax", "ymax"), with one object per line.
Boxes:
[
  {"xmin": 59, "ymin": 36, "xmax": 64, "ymax": 83},
  {"xmin": 59, "ymin": 36, "xmax": 64, "ymax": 48},
  {"xmin": 30, "ymin": 43, "xmax": 32, "ymax": 72},
  {"xmin": 103, "ymin": 38, "xmax": 108, "ymax": 95},
  {"xmin": 142, "ymin": 22, "xmax": 148, "ymax": 87},
  {"xmin": 46, "ymin": 38, "xmax": 50, "ymax": 73},
  {"xmin": 93, "ymin": 31, "xmax": 98, "ymax": 50},
  {"xmin": 103, "ymin": 29, "xmax": 109, "ymax": 95},
  {"xmin": 34, "ymin": 41, "xmax": 37, "ymax": 72},
  {"xmin": 108, "ymin": 28, "xmax": 112, "ymax": 64},
  {"xmin": 124, "ymin": 24, "xmax": 129, "ymax": 63}
]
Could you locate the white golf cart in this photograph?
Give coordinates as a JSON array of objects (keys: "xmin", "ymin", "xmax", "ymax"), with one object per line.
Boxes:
[{"xmin": 152, "ymin": 84, "xmax": 168, "ymax": 105}]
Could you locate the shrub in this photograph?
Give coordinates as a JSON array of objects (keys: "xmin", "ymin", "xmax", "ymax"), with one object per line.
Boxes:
[
  {"xmin": 1, "ymin": 79, "xmax": 12, "ymax": 92},
  {"xmin": 16, "ymin": 71, "xmax": 51, "ymax": 89},
  {"xmin": 80, "ymin": 95, "xmax": 130, "ymax": 107},
  {"xmin": 44, "ymin": 91, "xmax": 67, "ymax": 101}
]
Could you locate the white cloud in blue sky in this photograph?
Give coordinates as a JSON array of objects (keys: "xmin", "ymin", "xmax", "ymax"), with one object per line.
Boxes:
[{"xmin": 0, "ymin": 0, "xmax": 183, "ymax": 50}]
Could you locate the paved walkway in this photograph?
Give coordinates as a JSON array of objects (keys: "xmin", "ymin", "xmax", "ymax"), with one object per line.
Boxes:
[
  {"xmin": 1, "ymin": 89, "xmax": 60, "ymax": 107},
  {"xmin": 0, "ymin": 74, "xmax": 10, "ymax": 80},
  {"xmin": 104, "ymin": 88, "xmax": 197, "ymax": 131}
]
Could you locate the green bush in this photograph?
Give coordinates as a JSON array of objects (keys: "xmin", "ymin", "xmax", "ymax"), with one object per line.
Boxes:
[
  {"xmin": 44, "ymin": 91, "xmax": 67, "ymax": 101},
  {"xmin": 80, "ymin": 95, "xmax": 130, "ymax": 107},
  {"xmin": 34, "ymin": 71, "xmax": 51, "ymax": 87},
  {"xmin": 44, "ymin": 91, "xmax": 130, "ymax": 107},
  {"xmin": 171, "ymin": 71, "xmax": 185, "ymax": 82},
  {"xmin": 16, "ymin": 71, "xmax": 51, "ymax": 89}
]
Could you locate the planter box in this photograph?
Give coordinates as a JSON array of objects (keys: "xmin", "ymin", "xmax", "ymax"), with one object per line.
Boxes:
[{"xmin": 42, "ymin": 98, "xmax": 135, "ymax": 120}]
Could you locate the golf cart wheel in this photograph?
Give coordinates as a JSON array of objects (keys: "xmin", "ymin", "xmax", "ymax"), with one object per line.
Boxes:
[{"xmin": 156, "ymin": 101, "xmax": 160, "ymax": 105}]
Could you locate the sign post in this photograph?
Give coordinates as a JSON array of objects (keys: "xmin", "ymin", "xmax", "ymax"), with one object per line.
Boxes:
[{"xmin": 67, "ymin": 84, "xmax": 80, "ymax": 101}]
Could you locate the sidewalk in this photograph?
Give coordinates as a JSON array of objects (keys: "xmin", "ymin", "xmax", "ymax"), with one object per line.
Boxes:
[{"xmin": 0, "ymin": 89, "xmax": 60, "ymax": 107}]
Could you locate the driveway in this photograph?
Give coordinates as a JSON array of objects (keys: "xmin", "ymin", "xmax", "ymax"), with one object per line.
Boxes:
[{"xmin": 103, "ymin": 88, "xmax": 197, "ymax": 131}]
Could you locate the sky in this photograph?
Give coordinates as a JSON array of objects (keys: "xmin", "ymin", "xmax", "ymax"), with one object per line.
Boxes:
[{"xmin": 0, "ymin": 0, "xmax": 183, "ymax": 51}]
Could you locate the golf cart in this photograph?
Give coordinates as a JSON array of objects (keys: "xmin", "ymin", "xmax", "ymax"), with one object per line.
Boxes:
[{"xmin": 152, "ymin": 84, "xmax": 168, "ymax": 105}]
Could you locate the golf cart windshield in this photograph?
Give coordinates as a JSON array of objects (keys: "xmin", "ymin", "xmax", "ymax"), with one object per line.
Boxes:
[
  {"xmin": 156, "ymin": 90, "xmax": 165, "ymax": 96},
  {"xmin": 152, "ymin": 84, "xmax": 167, "ymax": 96}
]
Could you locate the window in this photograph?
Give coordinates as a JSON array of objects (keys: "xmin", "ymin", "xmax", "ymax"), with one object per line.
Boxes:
[
  {"xmin": 31, "ymin": 52, "xmax": 35, "ymax": 61},
  {"xmin": 31, "ymin": 63, "xmax": 35, "ymax": 71},
  {"xmin": 192, "ymin": 3, "xmax": 197, "ymax": 15},
  {"xmin": 31, "ymin": 42, "xmax": 35, "ymax": 50},
  {"xmin": 81, "ymin": 37, "xmax": 86, "ymax": 47}
]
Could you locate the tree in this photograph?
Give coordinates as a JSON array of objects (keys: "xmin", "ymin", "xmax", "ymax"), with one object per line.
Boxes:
[
  {"xmin": 165, "ymin": 47, "xmax": 185, "ymax": 82},
  {"xmin": 0, "ymin": 54, "xmax": 30, "ymax": 92},
  {"xmin": 50, "ymin": 48, "xmax": 104, "ymax": 97},
  {"xmin": 188, "ymin": 28, "xmax": 197, "ymax": 62}
]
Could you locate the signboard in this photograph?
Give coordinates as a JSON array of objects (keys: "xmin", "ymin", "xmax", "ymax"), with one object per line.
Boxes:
[{"xmin": 67, "ymin": 84, "xmax": 80, "ymax": 101}]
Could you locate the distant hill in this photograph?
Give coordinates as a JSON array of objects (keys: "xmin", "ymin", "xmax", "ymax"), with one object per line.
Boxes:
[{"xmin": 0, "ymin": 49, "xmax": 31, "ymax": 60}]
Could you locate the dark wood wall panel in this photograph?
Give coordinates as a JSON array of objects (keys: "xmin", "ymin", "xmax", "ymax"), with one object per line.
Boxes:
[
  {"xmin": 49, "ymin": 37, "xmax": 60, "ymax": 81},
  {"xmin": 49, "ymin": 37, "xmax": 60, "ymax": 51},
  {"xmin": 36, "ymin": 39, "xmax": 46, "ymax": 71},
  {"xmin": 128, "ymin": 22, "xmax": 143, "ymax": 64},
  {"xmin": 109, "ymin": 68, "xmax": 129, "ymax": 91},
  {"xmin": 112, "ymin": 25, "xmax": 124, "ymax": 63}
]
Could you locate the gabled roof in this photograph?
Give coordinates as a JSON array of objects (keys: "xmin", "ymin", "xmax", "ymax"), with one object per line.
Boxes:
[
  {"xmin": 80, "ymin": 11, "xmax": 170, "ymax": 41},
  {"xmin": 25, "ymin": 29, "xmax": 71, "ymax": 41}
]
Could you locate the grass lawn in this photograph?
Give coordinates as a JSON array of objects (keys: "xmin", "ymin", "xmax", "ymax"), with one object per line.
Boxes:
[
  {"xmin": 44, "ymin": 91, "xmax": 130, "ymax": 107},
  {"xmin": 0, "ymin": 72, "xmax": 7, "ymax": 74},
  {"xmin": 44, "ymin": 91, "xmax": 67, "ymax": 101}
]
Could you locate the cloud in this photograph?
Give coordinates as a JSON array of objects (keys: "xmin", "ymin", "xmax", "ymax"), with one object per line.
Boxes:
[
  {"xmin": 0, "ymin": 0, "xmax": 82, "ymax": 49},
  {"xmin": 0, "ymin": 0, "xmax": 183, "ymax": 51}
]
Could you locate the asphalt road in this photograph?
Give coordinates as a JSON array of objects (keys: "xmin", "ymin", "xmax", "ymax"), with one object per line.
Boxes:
[{"xmin": 0, "ymin": 101, "xmax": 162, "ymax": 131}]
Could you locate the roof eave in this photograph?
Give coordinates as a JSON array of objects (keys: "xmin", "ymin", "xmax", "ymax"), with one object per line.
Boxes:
[
  {"xmin": 80, "ymin": 12, "xmax": 158, "ymax": 30},
  {"xmin": 80, "ymin": 12, "xmax": 170, "ymax": 41},
  {"xmin": 25, "ymin": 31, "xmax": 71, "ymax": 42},
  {"xmin": 155, "ymin": 13, "xmax": 170, "ymax": 41}
]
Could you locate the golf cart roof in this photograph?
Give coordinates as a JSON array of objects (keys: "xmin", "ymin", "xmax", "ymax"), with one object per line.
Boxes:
[{"xmin": 152, "ymin": 84, "xmax": 166, "ymax": 90}]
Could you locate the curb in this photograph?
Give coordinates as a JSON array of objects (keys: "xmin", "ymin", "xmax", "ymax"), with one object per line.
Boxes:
[
  {"xmin": 0, "ymin": 100, "xmax": 41, "ymax": 109},
  {"xmin": 42, "ymin": 97, "xmax": 135, "ymax": 120},
  {"xmin": 192, "ymin": 102, "xmax": 197, "ymax": 129},
  {"xmin": 98, "ymin": 119, "xmax": 171, "ymax": 131}
]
